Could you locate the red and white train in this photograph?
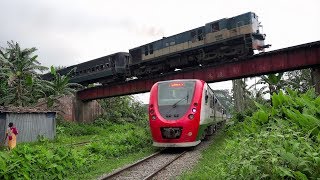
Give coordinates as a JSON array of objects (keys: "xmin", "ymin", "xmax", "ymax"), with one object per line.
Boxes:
[{"xmin": 149, "ymin": 79, "xmax": 226, "ymax": 147}]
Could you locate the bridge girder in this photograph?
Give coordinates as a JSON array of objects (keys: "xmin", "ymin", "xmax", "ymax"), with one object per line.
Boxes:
[{"xmin": 77, "ymin": 41, "xmax": 320, "ymax": 101}]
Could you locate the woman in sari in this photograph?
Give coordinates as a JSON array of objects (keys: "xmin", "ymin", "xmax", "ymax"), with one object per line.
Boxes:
[{"xmin": 5, "ymin": 122, "xmax": 18, "ymax": 150}]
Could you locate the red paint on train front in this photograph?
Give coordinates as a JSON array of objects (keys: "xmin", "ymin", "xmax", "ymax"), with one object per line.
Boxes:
[{"xmin": 148, "ymin": 80, "xmax": 205, "ymax": 145}]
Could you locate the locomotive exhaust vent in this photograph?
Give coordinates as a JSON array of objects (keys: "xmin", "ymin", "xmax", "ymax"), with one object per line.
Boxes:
[{"xmin": 160, "ymin": 127, "xmax": 182, "ymax": 139}]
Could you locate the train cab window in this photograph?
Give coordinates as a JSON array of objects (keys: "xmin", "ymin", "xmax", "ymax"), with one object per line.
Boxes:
[
  {"xmin": 211, "ymin": 22, "xmax": 220, "ymax": 32},
  {"xmin": 197, "ymin": 29, "xmax": 203, "ymax": 41},
  {"xmin": 144, "ymin": 45, "xmax": 149, "ymax": 56},
  {"xmin": 149, "ymin": 44, "xmax": 153, "ymax": 54}
]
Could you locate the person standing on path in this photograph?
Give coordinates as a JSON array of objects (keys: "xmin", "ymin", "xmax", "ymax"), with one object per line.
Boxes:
[{"xmin": 5, "ymin": 122, "xmax": 18, "ymax": 150}]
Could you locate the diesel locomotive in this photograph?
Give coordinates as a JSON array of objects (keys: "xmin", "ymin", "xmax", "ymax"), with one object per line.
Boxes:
[
  {"xmin": 42, "ymin": 12, "xmax": 268, "ymax": 85},
  {"xmin": 148, "ymin": 79, "xmax": 226, "ymax": 147}
]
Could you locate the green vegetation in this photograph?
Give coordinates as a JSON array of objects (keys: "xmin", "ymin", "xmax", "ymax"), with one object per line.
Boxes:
[
  {"xmin": 0, "ymin": 120, "xmax": 154, "ymax": 179},
  {"xmin": 182, "ymin": 89, "xmax": 320, "ymax": 179},
  {"xmin": 0, "ymin": 41, "xmax": 81, "ymax": 107}
]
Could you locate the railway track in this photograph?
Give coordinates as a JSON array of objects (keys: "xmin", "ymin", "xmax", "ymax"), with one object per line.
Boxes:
[{"xmin": 100, "ymin": 149, "xmax": 188, "ymax": 180}]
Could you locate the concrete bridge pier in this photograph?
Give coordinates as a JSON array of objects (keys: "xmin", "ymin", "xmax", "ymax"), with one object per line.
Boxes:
[
  {"xmin": 73, "ymin": 98, "xmax": 104, "ymax": 123},
  {"xmin": 312, "ymin": 67, "xmax": 320, "ymax": 95}
]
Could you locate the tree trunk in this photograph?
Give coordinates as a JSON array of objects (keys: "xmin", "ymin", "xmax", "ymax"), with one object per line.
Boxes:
[
  {"xmin": 232, "ymin": 79, "xmax": 245, "ymax": 112},
  {"xmin": 311, "ymin": 67, "xmax": 320, "ymax": 95}
]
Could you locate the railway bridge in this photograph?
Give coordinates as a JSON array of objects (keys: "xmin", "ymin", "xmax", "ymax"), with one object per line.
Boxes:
[{"xmin": 72, "ymin": 41, "xmax": 320, "ymax": 121}]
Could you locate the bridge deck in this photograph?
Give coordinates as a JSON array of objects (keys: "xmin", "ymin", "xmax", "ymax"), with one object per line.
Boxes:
[{"xmin": 77, "ymin": 41, "xmax": 320, "ymax": 101}]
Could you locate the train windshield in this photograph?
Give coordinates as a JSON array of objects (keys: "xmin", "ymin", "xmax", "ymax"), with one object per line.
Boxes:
[{"xmin": 158, "ymin": 81, "xmax": 195, "ymax": 106}]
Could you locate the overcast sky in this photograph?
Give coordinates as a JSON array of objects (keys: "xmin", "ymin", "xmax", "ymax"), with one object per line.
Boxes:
[{"xmin": 1, "ymin": 0, "xmax": 319, "ymax": 103}]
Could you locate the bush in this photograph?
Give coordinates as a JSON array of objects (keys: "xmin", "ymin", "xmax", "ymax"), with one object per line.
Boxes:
[{"xmin": 183, "ymin": 88, "xmax": 320, "ymax": 179}]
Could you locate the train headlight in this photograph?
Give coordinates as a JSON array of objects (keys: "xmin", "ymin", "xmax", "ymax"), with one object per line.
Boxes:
[
  {"xmin": 192, "ymin": 108, "xmax": 197, "ymax": 113},
  {"xmin": 188, "ymin": 114, "xmax": 194, "ymax": 120},
  {"xmin": 151, "ymin": 115, "xmax": 156, "ymax": 120}
]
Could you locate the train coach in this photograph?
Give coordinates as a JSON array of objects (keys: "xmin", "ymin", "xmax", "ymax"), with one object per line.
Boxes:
[
  {"xmin": 42, "ymin": 52, "xmax": 130, "ymax": 85},
  {"xmin": 148, "ymin": 79, "xmax": 226, "ymax": 147}
]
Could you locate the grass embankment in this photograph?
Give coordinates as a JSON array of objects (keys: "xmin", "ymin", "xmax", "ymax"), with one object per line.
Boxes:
[
  {"xmin": 0, "ymin": 120, "xmax": 156, "ymax": 179},
  {"xmin": 182, "ymin": 89, "xmax": 320, "ymax": 179}
]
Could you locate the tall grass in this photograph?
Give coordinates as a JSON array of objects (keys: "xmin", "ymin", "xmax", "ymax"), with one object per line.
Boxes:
[{"xmin": 182, "ymin": 88, "xmax": 320, "ymax": 179}]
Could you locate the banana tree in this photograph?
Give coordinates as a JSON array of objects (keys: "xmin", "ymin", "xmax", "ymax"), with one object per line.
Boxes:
[
  {"xmin": 0, "ymin": 41, "xmax": 48, "ymax": 106},
  {"xmin": 44, "ymin": 66, "xmax": 82, "ymax": 108}
]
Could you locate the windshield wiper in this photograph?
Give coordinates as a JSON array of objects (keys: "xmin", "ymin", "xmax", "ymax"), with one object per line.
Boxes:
[{"xmin": 172, "ymin": 93, "xmax": 189, "ymax": 108}]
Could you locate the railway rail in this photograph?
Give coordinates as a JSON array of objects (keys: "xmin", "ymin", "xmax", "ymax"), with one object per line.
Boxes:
[{"xmin": 100, "ymin": 149, "xmax": 188, "ymax": 180}]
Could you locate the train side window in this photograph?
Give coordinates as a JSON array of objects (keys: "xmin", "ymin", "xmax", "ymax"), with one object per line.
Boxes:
[
  {"xmin": 211, "ymin": 22, "xmax": 219, "ymax": 32},
  {"xmin": 144, "ymin": 45, "xmax": 149, "ymax": 56},
  {"xmin": 106, "ymin": 63, "xmax": 109, "ymax": 68},
  {"xmin": 100, "ymin": 65, "xmax": 104, "ymax": 69},
  {"xmin": 205, "ymin": 90, "xmax": 208, "ymax": 104},
  {"xmin": 91, "ymin": 67, "xmax": 95, "ymax": 72},
  {"xmin": 197, "ymin": 29, "xmax": 203, "ymax": 41},
  {"xmin": 149, "ymin": 44, "xmax": 153, "ymax": 54}
]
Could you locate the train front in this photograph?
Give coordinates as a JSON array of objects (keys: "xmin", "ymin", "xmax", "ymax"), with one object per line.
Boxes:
[{"xmin": 149, "ymin": 79, "xmax": 204, "ymax": 147}]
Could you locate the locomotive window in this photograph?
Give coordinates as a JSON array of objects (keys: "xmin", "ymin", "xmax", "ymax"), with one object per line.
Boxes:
[
  {"xmin": 197, "ymin": 29, "xmax": 203, "ymax": 41},
  {"xmin": 211, "ymin": 23, "xmax": 220, "ymax": 32},
  {"xmin": 190, "ymin": 31, "xmax": 196, "ymax": 39},
  {"xmin": 144, "ymin": 45, "xmax": 148, "ymax": 56},
  {"xmin": 149, "ymin": 44, "xmax": 153, "ymax": 54}
]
